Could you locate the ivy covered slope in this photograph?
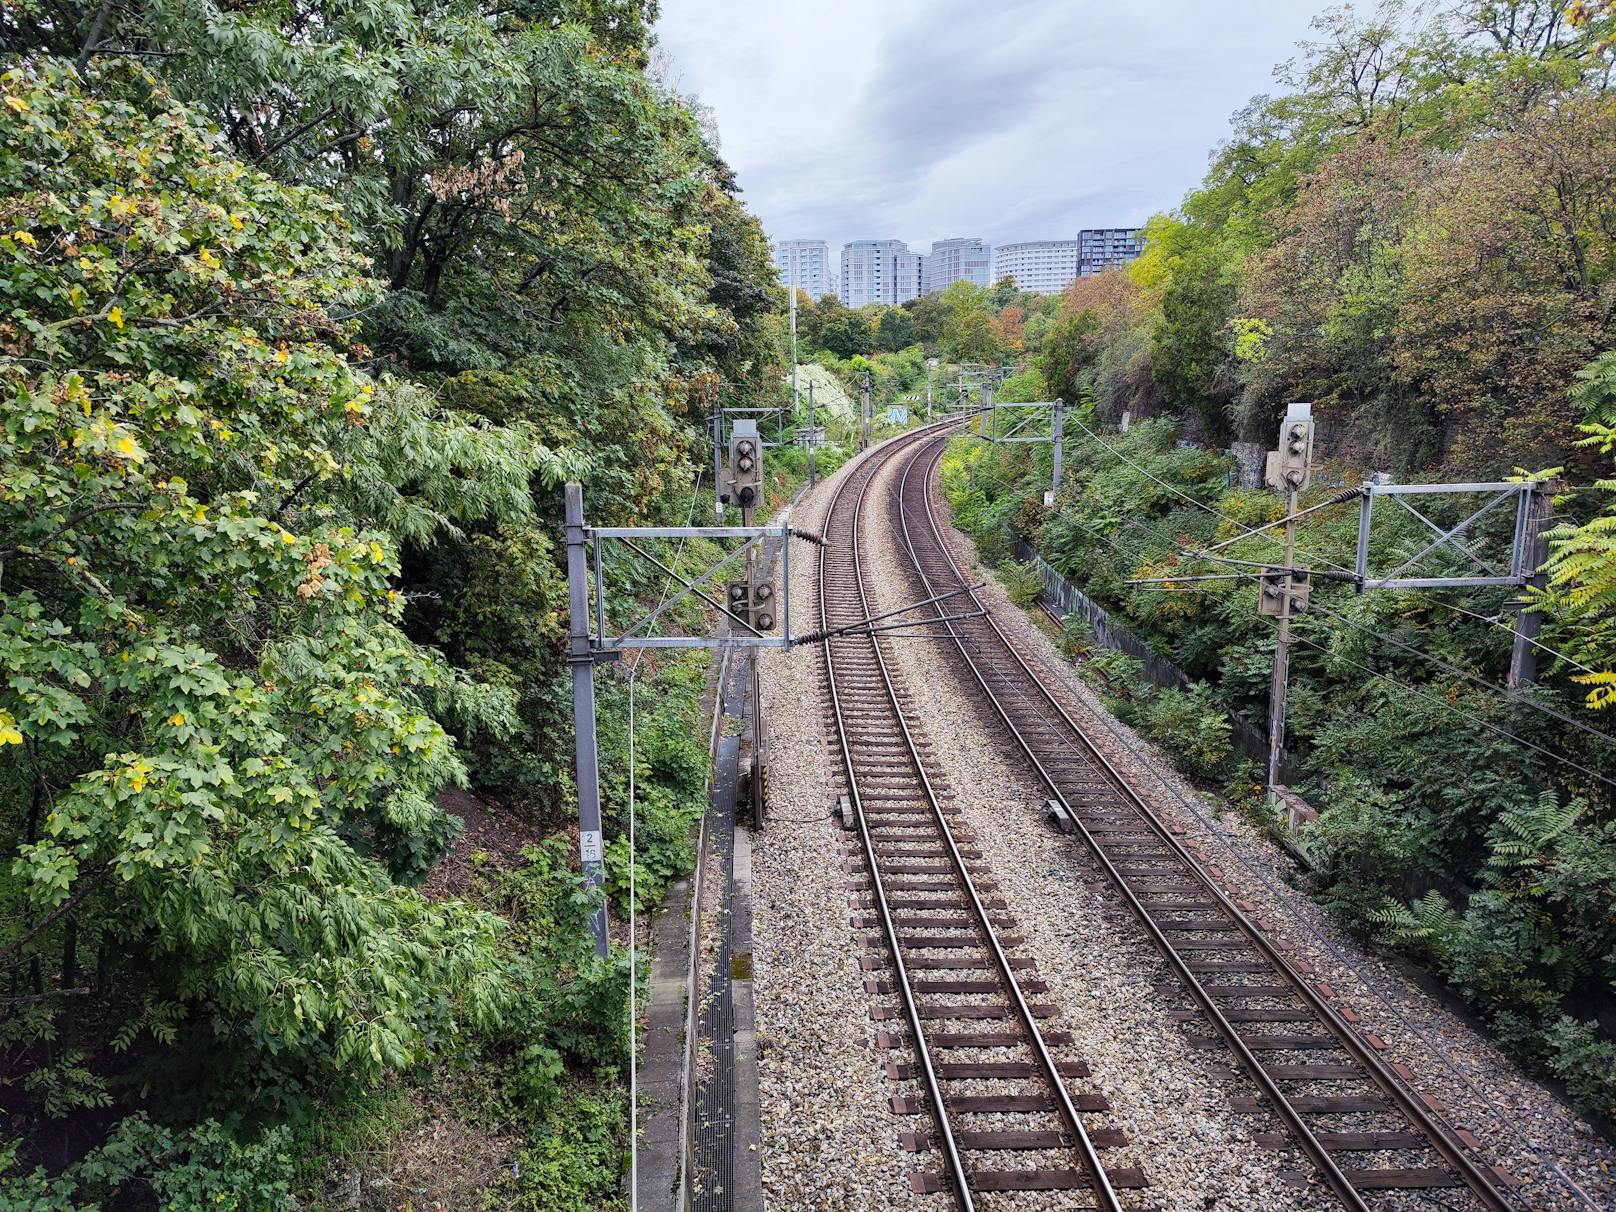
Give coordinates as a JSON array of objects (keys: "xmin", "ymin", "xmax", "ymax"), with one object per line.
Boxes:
[{"xmin": 0, "ymin": 1, "xmax": 782, "ymax": 1204}]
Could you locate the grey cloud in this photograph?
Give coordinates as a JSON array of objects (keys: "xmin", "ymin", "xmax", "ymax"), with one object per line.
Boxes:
[{"xmin": 656, "ymin": 0, "xmax": 1325, "ymax": 253}]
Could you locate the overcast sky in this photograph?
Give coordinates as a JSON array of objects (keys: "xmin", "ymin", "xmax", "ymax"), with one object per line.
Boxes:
[{"xmin": 654, "ymin": 1, "xmax": 1326, "ymax": 255}]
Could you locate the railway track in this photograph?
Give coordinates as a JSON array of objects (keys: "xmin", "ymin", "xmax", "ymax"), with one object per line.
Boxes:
[
  {"xmin": 889, "ymin": 430, "xmax": 1519, "ymax": 1212},
  {"xmin": 816, "ymin": 427, "xmax": 1136, "ymax": 1210}
]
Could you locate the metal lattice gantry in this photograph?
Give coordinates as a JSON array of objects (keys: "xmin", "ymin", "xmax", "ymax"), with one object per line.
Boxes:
[
  {"xmin": 977, "ymin": 397, "xmax": 1067, "ymax": 506},
  {"xmin": 585, "ymin": 519, "xmax": 795, "ymax": 652},
  {"xmin": 1354, "ymin": 479, "xmax": 1543, "ymax": 590}
]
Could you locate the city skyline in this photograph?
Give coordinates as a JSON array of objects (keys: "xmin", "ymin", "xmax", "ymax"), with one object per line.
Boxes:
[{"xmin": 773, "ymin": 229, "xmax": 1142, "ymax": 302}]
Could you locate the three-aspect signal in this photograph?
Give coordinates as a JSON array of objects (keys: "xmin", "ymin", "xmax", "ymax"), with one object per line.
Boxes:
[
  {"xmin": 726, "ymin": 418, "xmax": 763, "ymax": 509},
  {"xmin": 1265, "ymin": 413, "xmax": 1314, "ymax": 491},
  {"xmin": 1258, "ymin": 566, "xmax": 1311, "ymax": 617}
]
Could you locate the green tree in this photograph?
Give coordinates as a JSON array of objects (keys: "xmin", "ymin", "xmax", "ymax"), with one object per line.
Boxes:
[
  {"xmin": 875, "ymin": 306, "xmax": 917, "ymax": 352},
  {"xmin": 903, "ymin": 292, "xmax": 948, "ymax": 349},
  {"xmin": 0, "ymin": 64, "xmax": 515, "ymax": 1133},
  {"xmin": 819, "ymin": 309, "xmax": 873, "ymax": 358},
  {"xmin": 1039, "ymin": 310, "xmax": 1102, "ymax": 405}
]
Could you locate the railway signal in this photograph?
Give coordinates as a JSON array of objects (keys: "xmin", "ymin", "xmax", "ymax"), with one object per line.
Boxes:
[
  {"xmin": 725, "ymin": 577, "xmax": 777, "ymax": 632},
  {"xmin": 1264, "ymin": 402, "xmax": 1311, "ymax": 812},
  {"xmin": 1258, "ymin": 566, "xmax": 1310, "ymax": 617},
  {"xmin": 727, "ymin": 419, "xmax": 762, "ymax": 509},
  {"xmin": 1266, "ymin": 414, "xmax": 1314, "ymax": 491}
]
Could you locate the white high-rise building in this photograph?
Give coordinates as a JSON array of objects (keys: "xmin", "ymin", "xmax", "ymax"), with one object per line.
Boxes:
[
  {"xmin": 839, "ymin": 239, "xmax": 921, "ymax": 308},
  {"xmin": 992, "ymin": 240, "xmax": 1081, "ymax": 294},
  {"xmin": 771, "ymin": 239, "xmax": 830, "ymax": 298},
  {"xmin": 894, "ymin": 249, "xmax": 924, "ymax": 304},
  {"xmin": 923, "ymin": 238, "xmax": 992, "ymax": 294}
]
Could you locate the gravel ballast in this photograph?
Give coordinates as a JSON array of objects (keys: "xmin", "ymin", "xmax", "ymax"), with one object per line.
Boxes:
[
  {"xmin": 752, "ymin": 447, "xmax": 934, "ymax": 1210},
  {"xmin": 750, "ymin": 429, "xmax": 1615, "ymax": 1211},
  {"xmin": 858, "ymin": 443, "xmax": 1336, "ymax": 1212}
]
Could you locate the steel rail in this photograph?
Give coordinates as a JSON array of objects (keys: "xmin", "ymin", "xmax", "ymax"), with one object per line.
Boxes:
[
  {"xmin": 817, "ymin": 426, "xmax": 973, "ymax": 1210},
  {"xmin": 887, "ymin": 436, "xmax": 1124, "ymax": 1212},
  {"xmin": 896, "ymin": 432, "xmax": 1514, "ymax": 1212},
  {"xmin": 819, "ymin": 423, "xmax": 1125, "ymax": 1212}
]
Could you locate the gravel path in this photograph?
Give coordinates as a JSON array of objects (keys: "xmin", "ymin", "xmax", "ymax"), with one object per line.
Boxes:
[{"xmin": 920, "ymin": 441, "xmax": 1616, "ymax": 1212}]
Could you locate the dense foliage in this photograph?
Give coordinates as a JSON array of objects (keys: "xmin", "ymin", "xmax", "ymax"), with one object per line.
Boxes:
[
  {"xmin": 2, "ymin": 0, "xmax": 784, "ymax": 1201},
  {"xmin": 1028, "ymin": 1, "xmax": 1616, "ymax": 471}
]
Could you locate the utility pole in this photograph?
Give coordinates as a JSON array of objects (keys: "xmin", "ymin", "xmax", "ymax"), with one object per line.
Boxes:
[
  {"xmin": 1047, "ymin": 397, "xmax": 1065, "ymax": 508},
  {"xmin": 789, "ymin": 289, "xmax": 799, "ymax": 430},
  {"xmin": 1508, "ymin": 477, "xmax": 1559, "ymax": 688},
  {"xmin": 807, "ymin": 380, "xmax": 817, "ymax": 488},
  {"xmin": 926, "ymin": 357, "xmax": 938, "ymax": 422},
  {"xmin": 1262, "ymin": 403, "xmax": 1314, "ymax": 812},
  {"xmin": 564, "ymin": 483, "xmax": 610, "ymax": 956},
  {"xmin": 861, "ymin": 368, "xmax": 873, "ymax": 451}
]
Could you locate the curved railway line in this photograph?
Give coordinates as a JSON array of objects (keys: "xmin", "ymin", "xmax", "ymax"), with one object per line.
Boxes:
[
  {"xmin": 868, "ymin": 426, "xmax": 1520, "ymax": 1212},
  {"xmin": 816, "ymin": 425, "xmax": 1134, "ymax": 1209}
]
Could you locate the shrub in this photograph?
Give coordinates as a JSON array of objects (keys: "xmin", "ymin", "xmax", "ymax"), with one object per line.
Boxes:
[
  {"xmin": 1304, "ymin": 779, "xmax": 1420, "ymax": 928},
  {"xmin": 495, "ymin": 1087, "xmax": 625, "ymax": 1212},
  {"xmin": 1000, "ymin": 560, "xmax": 1045, "ymax": 608},
  {"xmin": 1, "ymin": 1116, "xmax": 293, "ymax": 1212},
  {"xmin": 1138, "ymin": 684, "xmax": 1232, "ymax": 782}
]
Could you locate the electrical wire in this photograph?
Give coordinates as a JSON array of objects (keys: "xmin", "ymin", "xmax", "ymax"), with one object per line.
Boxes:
[
  {"xmin": 942, "ymin": 432, "xmax": 1604, "ymax": 1208},
  {"xmin": 1424, "ymin": 591, "xmax": 1605, "ymax": 679},
  {"xmin": 1066, "ymin": 415, "xmax": 1360, "ymax": 577},
  {"xmin": 996, "ymin": 421, "xmax": 1616, "ymax": 750},
  {"xmin": 1310, "ymin": 603, "xmax": 1616, "ymax": 752},
  {"xmin": 1286, "ymin": 620, "xmax": 1616, "ymax": 794},
  {"xmin": 990, "ymin": 585, "xmax": 1596, "ymax": 1210}
]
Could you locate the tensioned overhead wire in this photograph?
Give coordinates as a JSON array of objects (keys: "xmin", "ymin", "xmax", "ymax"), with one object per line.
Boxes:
[{"xmin": 966, "ymin": 418, "xmax": 1615, "ymax": 755}]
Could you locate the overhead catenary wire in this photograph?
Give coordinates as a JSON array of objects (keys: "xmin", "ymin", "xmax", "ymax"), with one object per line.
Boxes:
[
  {"xmin": 1002, "ymin": 420, "xmax": 1616, "ymax": 750},
  {"xmin": 1029, "ymin": 485, "xmax": 1616, "ymax": 786},
  {"xmin": 1286, "ymin": 620, "xmax": 1616, "ymax": 794},
  {"xmin": 1052, "ymin": 606, "xmax": 1596, "ymax": 1212},
  {"xmin": 1310, "ymin": 602, "xmax": 1616, "ymax": 753},
  {"xmin": 900, "ymin": 438, "xmax": 1517, "ymax": 1211},
  {"xmin": 945, "ymin": 427, "xmax": 1601, "ymax": 1209},
  {"xmin": 1066, "ymin": 414, "xmax": 1360, "ymax": 577},
  {"xmin": 939, "ymin": 544, "xmax": 1587, "ymax": 1208},
  {"xmin": 1425, "ymin": 591, "xmax": 1606, "ymax": 680}
]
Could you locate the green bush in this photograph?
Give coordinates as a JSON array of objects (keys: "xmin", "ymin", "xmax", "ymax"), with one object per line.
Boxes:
[
  {"xmin": 2, "ymin": 1116, "xmax": 292, "ymax": 1212},
  {"xmin": 1000, "ymin": 560, "xmax": 1045, "ymax": 607},
  {"xmin": 1303, "ymin": 779, "xmax": 1419, "ymax": 927},
  {"xmin": 1543, "ymin": 1017, "xmax": 1616, "ymax": 1122},
  {"xmin": 1056, "ymin": 615, "xmax": 1095, "ymax": 660},
  {"xmin": 493, "ymin": 1086, "xmax": 626, "ymax": 1212},
  {"xmin": 1138, "ymin": 684, "xmax": 1232, "ymax": 782}
]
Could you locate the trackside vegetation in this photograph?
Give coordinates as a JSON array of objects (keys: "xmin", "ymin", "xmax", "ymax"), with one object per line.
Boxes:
[{"xmin": 1, "ymin": 0, "xmax": 788, "ymax": 1202}]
